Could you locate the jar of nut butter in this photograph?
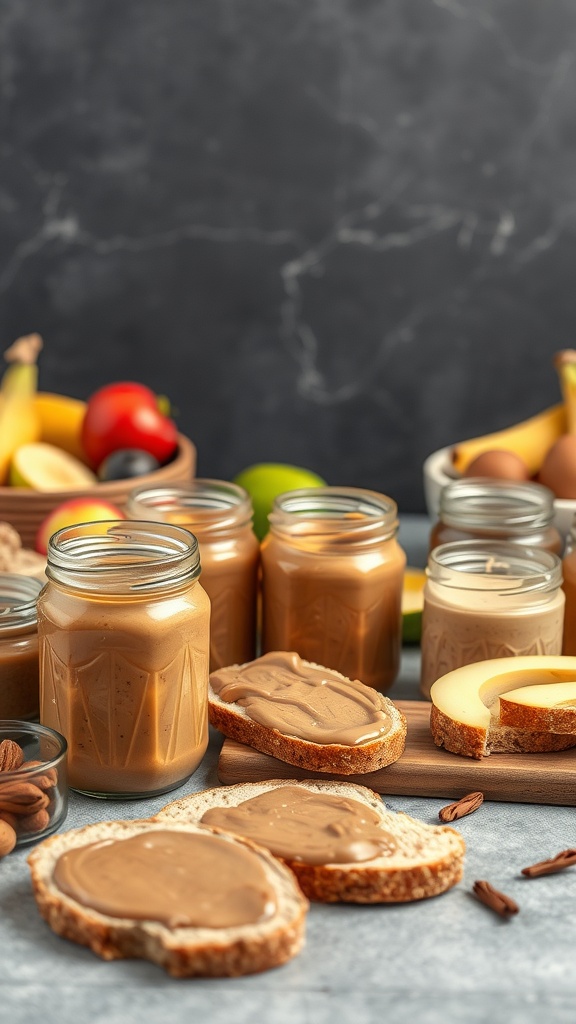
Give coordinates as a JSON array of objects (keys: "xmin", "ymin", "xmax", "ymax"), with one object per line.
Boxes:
[
  {"xmin": 420, "ymin": 540, "xmax": 565, "ymax": 699},
  {"xmin": 429, "ymin": 478, "xmax": 562, "ymax": 555},
  {"xmin": 260, "ymin": 487, "xmax": 406, "ymax": 693},
  {"xmin": 126, "ymin": 481, "xmax": 260, "ymax": 671},
  {"xmin": 0, "ymin": 574, "xmax": 43, "ymax": 720},
  {"xmin": 562, "ymin": 515, "xmax": 576, "ymax": 655},
  {"xmin": 37, "ymin": 521, "xmax": 210, "ymax": 798}
]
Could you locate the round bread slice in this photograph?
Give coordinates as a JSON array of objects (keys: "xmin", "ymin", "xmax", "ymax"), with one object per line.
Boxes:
[
  {"xmin": 208, "ymin": 654, "xmax": 407, "ymax": 775},
  {"xmin": 156, "ymin": 779, "xmax": 466, "ymax": 904},
  {"xmin": 430, "ymin": 656, "xmax": 576, "ymax": 758},
  {"xmin": 27, "ymin": 818, "xmax": 309, "ymax": 978}
]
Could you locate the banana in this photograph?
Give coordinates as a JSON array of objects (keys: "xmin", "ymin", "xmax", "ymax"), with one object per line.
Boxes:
[
  {"xmin": 451, "ymin": 403, "xmax": 566, "ymax": 476},
  {"xmin": 0, "ymin": 335, "xmax": 42, "ymax": 485},
  {"xmin": 34, "ymin": 392, "xmax": 87, "ymax": 462}
]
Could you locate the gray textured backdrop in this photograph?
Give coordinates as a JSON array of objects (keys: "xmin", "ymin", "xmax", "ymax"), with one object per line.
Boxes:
[{"xmin": 1, "ymin": 0, "xmax": 575, "ymax": 511}]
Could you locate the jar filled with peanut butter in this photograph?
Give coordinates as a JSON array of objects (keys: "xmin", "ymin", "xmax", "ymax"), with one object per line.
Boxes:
[
  {"xmin": 562, "ymin": 515, "xmax": 576, "ymax": 655},
  {"xmin": 37, "ymin": 521, "xmax": 210, "ymax": 798},
  {"xmin": 126, "ymin": 482, "xmax": 259, "ymax": 671},
  {"xmin": 420, "ymin": 540, "xmax": 564, "ymax": 699},
  {"xmin": 429, "ymin": 478, "xmax": 562, "ymax": 555},
  {"xmin": 0, "ymin": 574, "xmax": 43, "ymax": 720},
  {"xmin": 260, "ymin": 487, "xmax": 406, "ymax": 693}
]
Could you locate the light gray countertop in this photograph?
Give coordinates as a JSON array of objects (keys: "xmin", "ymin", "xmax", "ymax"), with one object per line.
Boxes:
[{"xmin": 1, "ymin": 516, "xmax": 575, "ymax": 1024}]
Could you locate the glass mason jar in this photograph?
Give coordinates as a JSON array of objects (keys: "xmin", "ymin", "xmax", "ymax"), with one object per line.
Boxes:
[
  {"xmin": 0, "ymin": 574, "xmax": 43, "ymax": 720},
  {"xmin": 260, "ymin": 487, "xmax": 406, "ymax": 693},
  {"xmin": 37, "ymin": 521, "xmax": 210, "ymax": 798},
  {"xmin": 126, "ymin": 481, "xmax": 260, "ymax": 671},
  {"xmin": 420, "ymin": 540, "xmax": 565, "ymax": 699},
  {"xmin": 429, "ymin": 478, "xmax": 562, "ymax": 555},
  {"xmin": 562, "ymin": 514, "xmax": 576, "ymax": 655}
]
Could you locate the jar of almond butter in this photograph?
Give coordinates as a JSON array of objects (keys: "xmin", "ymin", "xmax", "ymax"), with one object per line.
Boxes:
[
  {"xmin": 0, "ymin": 574, "xmax": 43, "ymax": 720},
  {"xmin": 260, "ymin": 487, "xmax": 406, "ymax": 693},
  {"xmin": 37, "ymin": 521, "xmax": 210, "ymax": 798},
  {"xmin": 126, "ymin": 481, "xmax": 260, "ymax": 671}
]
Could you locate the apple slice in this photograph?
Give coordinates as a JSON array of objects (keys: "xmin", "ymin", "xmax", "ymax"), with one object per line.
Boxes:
[
  {"xmin": 9, "ymin": 443, "xmax": 97, "ymax": 490},
  {"xmin": 430, "ymin": 656, "xmax": 576, "ymax": 759},
  {"xmin": 498, "ymin": 682, "xmax": 576, "ymax": 734}
]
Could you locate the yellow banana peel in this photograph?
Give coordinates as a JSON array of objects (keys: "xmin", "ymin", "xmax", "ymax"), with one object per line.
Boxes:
[
  {"xmin": 554, "ymin": 350, "xmax": 576, "ymax": 435},
  {"xmin": 0, "ymin": 335, "xmax": 42, "ymax": 485},
  {"xmin": 451, "ymin": 403, "xmax": 566, "ymax": 476},
  {"xmin": 34, "ymin": 392, "xmax": 87, "ymax": 462}
]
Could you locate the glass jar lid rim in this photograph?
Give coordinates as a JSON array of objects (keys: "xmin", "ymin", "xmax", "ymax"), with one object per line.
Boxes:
[
  {"xmin": 439, "ymin": 477, "xmax": 555, "ymax": 530},
  {"xmin": 427, "ymin": 539, "xmax": 562, "ymax": 592},
  {"xmin": 0, "ymin": 573, "xmax": 42, "ymax": 628}
]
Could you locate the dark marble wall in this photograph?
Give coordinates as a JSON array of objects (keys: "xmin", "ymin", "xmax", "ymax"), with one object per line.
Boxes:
[{"xmin": 1, "ymin": 0, "xmax": 575, "ymax": 511}]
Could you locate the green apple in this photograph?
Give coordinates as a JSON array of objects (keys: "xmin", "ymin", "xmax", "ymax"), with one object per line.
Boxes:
[
  {"xmin": 10, "ymin": 443, "xmax": 97, "ymax": 490},
  {"xmin": 233, "ymin": 462, "xmax": 327, "ymax": 540},
  {"xmin": 401, "ymin": 568, "xmax": 426, "ymax": 645}
]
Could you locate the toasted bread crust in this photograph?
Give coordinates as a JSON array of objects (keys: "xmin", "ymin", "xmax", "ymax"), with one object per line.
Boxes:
[
  {"xmin": 208, "ymin": 687, "xmax": 407, "ymax": 775},
  {"xmin": 27, "ymin": 820, "xmax": 308, "ymax": 977},
  {"xmin": 156, "ymin": 780, "xmax": 466, "ymax": 904},
  {"xmin": 498, "ymin": 699, "xmax": 576, "ymax": 734},
  {"xmin": 430, "ymin": 704, "xmax": 576, "ymax": 759}
]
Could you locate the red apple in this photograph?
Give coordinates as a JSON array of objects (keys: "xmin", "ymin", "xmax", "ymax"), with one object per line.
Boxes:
[
  {"xmin": 81, "ymin": 382, "xmax": 179, "ymax": 469},
  {"xmin": 35, "ymin": 498, "xmax": 125, "ymax": 554}
]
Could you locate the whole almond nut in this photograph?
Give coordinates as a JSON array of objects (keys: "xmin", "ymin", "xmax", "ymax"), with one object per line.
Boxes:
[
  {"xmin": 0, "ymin": 739, "xmax": 24, "ymax": 772},
  {"xmin": 0, "ymin": 818, "xmax": 17, "ymax": 857},
  {"xmin": 18, "ymin": 808, "xmax": 50, "ymax": 834},
  {"xmin": 20, "ymin": 761, "xmax": 58, "ymax": 788},
  {"xmin": 0, "ymin": 781, "xmax": 50, "ymax": 816},
  {"xmin": 0, "ymin": 811, "xmax": 18, "ymax": 830}
]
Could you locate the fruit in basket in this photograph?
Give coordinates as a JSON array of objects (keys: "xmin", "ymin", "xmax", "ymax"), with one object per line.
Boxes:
[
  {"xmin": 97, "ymin": 449, "xmax": 161, "ymax": 482},
  {"xmin": 538, "ymin": 434, "xmax": 576, "ymax": 499},
  {"xmin": 35, "ymin": 498, "xmax": 125, "ymax": 554},
  {"xmin": 462, "ymin": 449, "xmax": 530, "ymax": 481},
  {"xmin": 9, "ymin": 443, "xmax": 97, "ymax": 490},
  {"xmin": 451, "ymin": 403, "xmax": 566, "ymax": 477},
  {"xmin": 233, "ymin": 462, "xmax": 327, "ymax": 540},
  {"xmin": 82, "ymin": 382, "xmax": 179, "ymax": 470},
  {"xmin": 0, "ymin": 334, "xmax": 43, "ymax": 485},
  {"xmin": 34, "ymin": 392, "xmax": 87, "ymax": 463}
]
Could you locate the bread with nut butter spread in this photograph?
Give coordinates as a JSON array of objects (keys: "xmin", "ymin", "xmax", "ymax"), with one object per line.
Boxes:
[
  {"xmin": 208, "ymin": 651, "xmax": 407, "ymax": 775},
  {"xmin": 156, "ymin": 779, "xmax": 466, "ymax": 904},
  {"xmin": 27, "ymin": 818, "xmax": 308, "ymax": 977}
]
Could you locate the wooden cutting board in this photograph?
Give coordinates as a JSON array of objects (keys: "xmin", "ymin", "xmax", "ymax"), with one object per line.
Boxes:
[{"xmin": 217, "ymin": 700, "xmax": 576, "ymax": 806}]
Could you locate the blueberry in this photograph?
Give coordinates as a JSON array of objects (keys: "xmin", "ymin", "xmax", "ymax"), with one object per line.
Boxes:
[{"xmin": 97, "ymin": 449, "xmax": 161, "ymax": 482}]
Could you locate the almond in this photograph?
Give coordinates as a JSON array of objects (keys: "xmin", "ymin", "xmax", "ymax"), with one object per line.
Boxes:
[
  {"xmin": 0, "ymin": 818, "xmax": 17, "ymax": 857},
  {"xmin": 20, "ymin": 761, "xmax": 58, "ymax": 789},
  {"xmin": 0, "ymin": 811, "xmax": 18, "ymax": 830},
  {"xmin": 18, "ymin": 808, "xmax": 50, "ymax": 834},
  {"xmin": 0, "ymin": 781, "xmax": 49, "ymax": 816},
  {"xmin": 0, "ymin": 739, "xmax": 24, "ymax": 772}
]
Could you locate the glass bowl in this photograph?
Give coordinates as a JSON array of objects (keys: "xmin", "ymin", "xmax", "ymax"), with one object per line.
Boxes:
[{"xmin": 0, "ymin": 720, "xmax": 68, "ymax": 846}]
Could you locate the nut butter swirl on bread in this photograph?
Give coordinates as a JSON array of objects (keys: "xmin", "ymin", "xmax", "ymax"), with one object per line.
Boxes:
[
  {"xmin": 208, "ymin": 651, "xmax": 407, "ymax": 774},
  {"xmin": 157, "ymin": 780, "xmax": 466, "ymax": 904},
  {"xmin": 27, "ymin": 819, "xmax": 308, "ymax": 978},
  {"xmin": 429, "ymin": 655, "xmax": 576, "ymax": 759}
]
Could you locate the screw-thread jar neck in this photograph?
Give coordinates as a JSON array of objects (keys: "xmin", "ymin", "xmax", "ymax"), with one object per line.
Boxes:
[
  {"xmin": 439, "ymin": 478, "xmax": 555, "ymax": 533},
  {"xmin": 126, "ymin": 481, "xmax": 254, "ymax": 539},
  {"xmin": 0, "ymin": 574, "xmax": 42, "ymax": 633},
  {"xmin": 427, "ymin": 539, "xmax": 562, "ymax": 597},
  {"xmin": 268, "ymin": 487, "xmax": 399, "ymax": 549},
  {"xmin": 46, "ymin": 521, "xmax": 201, "ymax": 595}
]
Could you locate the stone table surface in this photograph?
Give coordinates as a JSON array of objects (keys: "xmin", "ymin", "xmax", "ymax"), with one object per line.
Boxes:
[{"xmin": 1, "ymin": 517, "xmax": 575, "ymax": 1024}]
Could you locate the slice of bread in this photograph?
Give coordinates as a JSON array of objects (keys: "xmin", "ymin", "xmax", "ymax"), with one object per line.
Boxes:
[
  {"xmin": 208, "ymin": 653, "xmax": 407, "ymax": 775},
  {"xmin": 430, "ymin": 656, "xmax": 576, "ymax": 759},
  {"xmin": 27, "ymin": 818, "xmax": 308, "ymax": 977},
  {"xmin": 156, "ymin": 779, "xmax": 466, "ymax": 903},
  {"xmin": 498, "ymin": 682, "xmax": 576, "ymax": 734}
]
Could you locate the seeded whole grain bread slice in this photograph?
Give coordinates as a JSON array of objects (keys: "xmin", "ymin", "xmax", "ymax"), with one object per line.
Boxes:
[
  {"xmin": 27, "ymin": 819, "xmax": 309, "ymax": 978},
  {"xmin": 156, "ymin": 779, "xmax": 466, "ymax": 903},
  {"xmin": 208, "ymin": 655, "xmax": 408, "ymax": 775}
]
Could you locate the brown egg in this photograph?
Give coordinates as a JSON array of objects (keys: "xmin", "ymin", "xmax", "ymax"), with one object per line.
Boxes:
[
  {"xmin": 463, "ymin": 449, "xmax": 530, "ymax": 481},
  {"xmin": 538, "ymin": 434, "xmax": 576, "ymax": 499}
]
